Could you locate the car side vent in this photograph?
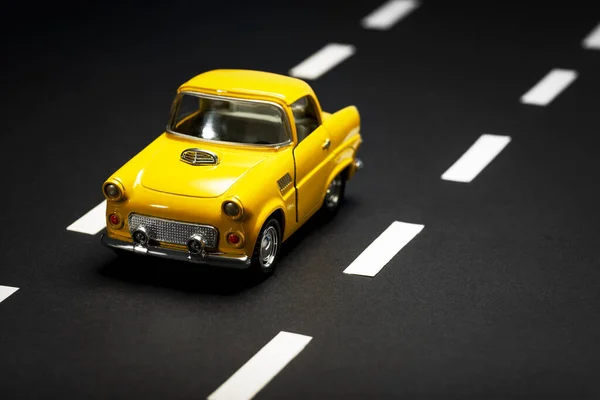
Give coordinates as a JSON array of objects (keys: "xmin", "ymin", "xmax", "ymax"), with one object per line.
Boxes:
[
  {"xmin": 180, "ymin": 149, "xmax": 219, "ymax": 165},
  {"xmin": 277, "ymin": 173, "xmax": 292, "ymax": 191}
]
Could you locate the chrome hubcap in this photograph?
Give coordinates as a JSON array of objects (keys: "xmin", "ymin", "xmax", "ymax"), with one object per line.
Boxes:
[
  {"xmin": 325, "ymin": 176, "xmax": 342, "ymax": 209},
  {"xmin": 259, "ymin": 226, "xmax": 278, "ymax": 268}
]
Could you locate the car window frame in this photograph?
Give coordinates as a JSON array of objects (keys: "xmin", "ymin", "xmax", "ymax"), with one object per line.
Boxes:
[{"xmin": 166, "ymin": 91, "xmax": 294, "ymax": 149}]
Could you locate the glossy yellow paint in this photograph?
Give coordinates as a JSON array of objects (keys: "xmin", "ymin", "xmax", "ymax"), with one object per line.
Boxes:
[
  {"xmin": 180, "ymin": 69, "xmax": 316, "ymax": 105},
  {"xmin": 103, "ymin": 70, "xmax": 362, "ymax": 265}
]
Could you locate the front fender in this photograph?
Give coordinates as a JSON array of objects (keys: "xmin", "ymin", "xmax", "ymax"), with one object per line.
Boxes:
[
  {"xmin": 250, "ymin": 200, "xmax": 286, "ymax": 246},
  {"xmin": 221, "ymin": 152, "xmax": 293, "ymax": 254}
]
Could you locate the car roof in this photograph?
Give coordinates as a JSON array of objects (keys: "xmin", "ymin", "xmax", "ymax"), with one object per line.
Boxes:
[{"xmin": 178, "ymin": 69, "xmax": 314, "ymax": 105}]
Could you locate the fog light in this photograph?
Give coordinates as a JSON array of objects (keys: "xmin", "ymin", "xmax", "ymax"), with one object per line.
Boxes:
[
  {"xmin": 226, "ymin": 231, "xmax": 244, "ymax": 248},
  {"xmin": 109, "ymin": 213, "xmax": 120, "ymax": 226},
  {"xmin": 227, "ymin": 233, "xmax": 240, "ymax": 244},
  {"xmin": 187, "ymin": 234, "xmax": 207, "ymax": 255},
  {"xmin": 132, "ymin": 226, "xmax": 149, "ymax": 246},
  {"xmin": 108, "ymin": 212, "xmax": 124, "ymax": 229}
]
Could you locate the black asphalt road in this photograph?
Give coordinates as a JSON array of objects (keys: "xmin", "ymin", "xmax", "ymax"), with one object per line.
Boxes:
[{"xmin": 1, "ymin": 1, "xmax": 600, "ymax": 398}]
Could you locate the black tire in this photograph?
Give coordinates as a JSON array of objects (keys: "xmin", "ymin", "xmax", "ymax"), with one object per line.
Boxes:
[
  {"xmin": 250, "ymin": 217, "xmax": 282, "ymax": 275},
  {"xmin": 321, "ymin": 172, "xmax": 346, "ymax": 218}
]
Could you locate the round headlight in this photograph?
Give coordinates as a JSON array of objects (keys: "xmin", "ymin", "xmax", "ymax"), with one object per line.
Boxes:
[
  {"xmin": 223, "ymin": 201, "xmax": 240, "ymax": 217},
  {"xmin": 105, "ymin": 184, "xmax": 120, "ymax": 198},
  {"xmin": 222, "ymin": 199, "xmax": 243, "ymax": 220},
  {"xmin": 103, "ymin": 181, "xmax": 124, "ymax": 201}
]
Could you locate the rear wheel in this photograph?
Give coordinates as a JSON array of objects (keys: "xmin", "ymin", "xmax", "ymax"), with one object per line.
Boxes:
[
  {"xmin": 321, "ymin": 172, "xmax": 346, "ymax": 217},
  {"xmin": 250, "ymin": 218, "xmax": 282, "ymax": 275}
]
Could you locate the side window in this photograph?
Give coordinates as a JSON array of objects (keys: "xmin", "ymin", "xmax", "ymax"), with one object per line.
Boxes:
[{"xmin": 290, "ymin": 96, "xmax": 320, "ymax": 143}]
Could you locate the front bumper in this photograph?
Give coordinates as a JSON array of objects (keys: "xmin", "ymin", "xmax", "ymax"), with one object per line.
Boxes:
[{"xmin": 101, "ymin": 233, "xmax": 251, "ymax": 269}]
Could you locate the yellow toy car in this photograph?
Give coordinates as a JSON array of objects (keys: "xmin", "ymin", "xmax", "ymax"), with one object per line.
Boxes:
[{"xmin": 101, "ymin": 69, "xmax": 363, "ymax": 274}]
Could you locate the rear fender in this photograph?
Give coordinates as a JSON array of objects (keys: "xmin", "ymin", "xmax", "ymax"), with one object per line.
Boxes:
[
  {"xmin": 322, "ymin": 106, "xmax": 360, "ymax": 147},
  {"xmin": 321, "ymin": 105, "xmax": 362, "ymax": 200}
]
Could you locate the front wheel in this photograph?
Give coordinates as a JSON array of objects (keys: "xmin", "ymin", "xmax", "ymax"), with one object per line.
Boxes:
[{"xmin": 250, "ymin": 218, "xmax": 282, "ymax": 275}]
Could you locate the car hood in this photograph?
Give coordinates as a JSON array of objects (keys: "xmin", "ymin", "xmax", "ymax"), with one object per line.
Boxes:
[{"xmin": 140, "ymin": 135, "xmax": 269, "ymax": 198}]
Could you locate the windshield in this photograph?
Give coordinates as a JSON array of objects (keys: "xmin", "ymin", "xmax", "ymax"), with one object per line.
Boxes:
[{"xmin": 168, "ymin": 93, "xmax": 290, "ymax": 145}]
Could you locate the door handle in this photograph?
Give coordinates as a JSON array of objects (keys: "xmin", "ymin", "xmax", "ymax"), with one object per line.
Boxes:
[{"xmin": 322, "ymin": 138, "xmax": 331, "ymax": 150}]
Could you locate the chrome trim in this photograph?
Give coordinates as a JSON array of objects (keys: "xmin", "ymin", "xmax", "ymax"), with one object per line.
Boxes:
[
  {"xmin": 166, "ymin": 91, "xmax": 294, "ymax": 149},
  {"xmin": 180, "ymin": 148, "xmax": 219, "ymax": 166},
  {"xmin": 355, "ymin": 158, "xmax": 364, "ymax": 170},
  {"xmin": 277, "ymin": 173, "xmax": 292, "ymax": 191},
  {"xmin": 128, "ymin": 213, "xmax": 219, "ymax": 249},
  {"xmin": 102, "ymin": 233, "xmax": 251, "ymax": 269}
]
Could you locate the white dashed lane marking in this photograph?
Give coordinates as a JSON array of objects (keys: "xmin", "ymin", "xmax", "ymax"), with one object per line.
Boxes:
[
  {"xmin": 361, "ymin": 0, "xmax": 419, "ymax": 30},
  {"xmin": 583, "ymin": 22, "xmax": 600, "ymax": 49},
  {"xmin": 66, "ymin": 200, "xmax": 106, "ymax": 235},
  {"xmin": 343, "ymin": 221, "xmax": 424, "ymax": 277},
  {"xmin": 442, "ymin": 134, "xmax": 511, "ymax": 183},
  {"xmin": 520, "ymin": 68, "xmax": 578, "ymax": 106},
  {"xmin": 0, "ymin": 286, "xmax": 19, "ymax": 304},
  {"xmin": 208, "ymin": 331, "xmax": 312, "ymax": 400},
  {"xmin": 289, "ymin": 43, "xmax": 355, "ymax": 80}
]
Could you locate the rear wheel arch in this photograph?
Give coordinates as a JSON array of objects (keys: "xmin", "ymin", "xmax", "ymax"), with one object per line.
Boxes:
[{"xmin": 324, "ymin": 159, "xmax": 352, "ymax": 200}]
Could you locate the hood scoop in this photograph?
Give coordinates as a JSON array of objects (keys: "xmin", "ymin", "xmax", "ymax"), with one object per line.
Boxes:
[{"xmin": 180, "ymin": 148, "xmax": 219, "ymax": 166}]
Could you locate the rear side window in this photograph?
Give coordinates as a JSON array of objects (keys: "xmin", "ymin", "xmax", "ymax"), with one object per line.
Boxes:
[{"xmin": 290, "ymin": 96, "xmax": 320, "ymax": 143}]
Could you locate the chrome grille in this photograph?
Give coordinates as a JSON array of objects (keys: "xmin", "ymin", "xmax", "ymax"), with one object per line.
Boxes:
[
  {"xmin": 180, "ymin": 148, "xmax": 218, "ymax": 165},
  {"xmin": 128, "ymin": 214, "xmax": 218, "ymax": 248}
]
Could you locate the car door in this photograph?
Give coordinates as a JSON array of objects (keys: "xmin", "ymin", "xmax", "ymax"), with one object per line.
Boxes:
[{"xmin": 291, "ymin": 96, "xmax": 332, "ymax": 223}]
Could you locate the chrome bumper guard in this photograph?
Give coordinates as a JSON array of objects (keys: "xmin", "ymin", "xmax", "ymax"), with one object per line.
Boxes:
[
  {"xmin": 354, "ymin": 158, "xmax": 364, "ymax": 171},
  {"xmin": 349, "ymin": 158, "xmax": 363, "ymax": 179},
  {"xmin": 101, "ymin": 233, "xmax": 251, "ymax": 269}
]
